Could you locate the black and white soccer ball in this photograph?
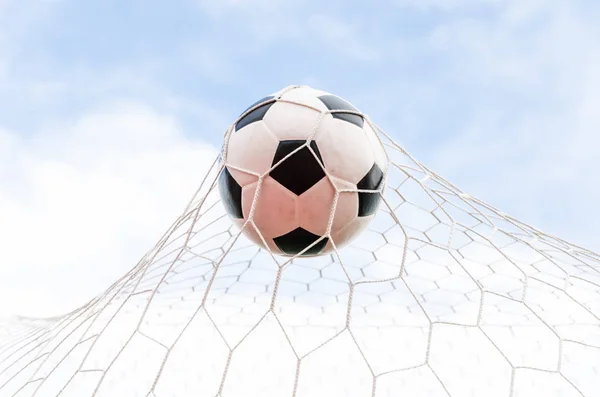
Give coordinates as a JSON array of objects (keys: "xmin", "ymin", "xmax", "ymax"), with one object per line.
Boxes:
[{"xmin": 218, "ymin": 85, "xmax": 387, "ymax": 257}]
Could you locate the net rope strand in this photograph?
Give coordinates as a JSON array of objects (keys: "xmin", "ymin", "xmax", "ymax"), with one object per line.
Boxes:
[{"xmin": 0, "ymin": 86, "xmax": 599, "ymax": 397}]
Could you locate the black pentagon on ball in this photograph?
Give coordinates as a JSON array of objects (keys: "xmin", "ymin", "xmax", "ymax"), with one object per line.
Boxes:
[
  {"xmin": 270, "ymin": 140, "xmax": 325, "ymax": 196},
  {"xmin": 357, "ymin": 163, "xmax": 384, "ymax": 217},
  {"xmin": 273, "ymin": 227, "xmax": 329, "ymax": 256},
  {"xmin": 235, "ymin": 96, "xmax": 275, "ymax": 132},
  {"xmin": 218, "ymin": 167, "xmax": 244, "ymax": 219},
  {"xmin": 318, "ymin": 94, "xmax": 364, "ymax": 128}
]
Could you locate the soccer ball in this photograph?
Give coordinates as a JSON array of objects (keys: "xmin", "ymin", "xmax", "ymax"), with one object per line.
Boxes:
[{"xmin": 218, "ymin": 85, "xmax": 387, "ymax": 257}]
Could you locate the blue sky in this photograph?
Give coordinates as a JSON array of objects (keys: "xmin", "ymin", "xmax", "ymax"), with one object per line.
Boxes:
[{"xmin": 1, "ymin": 0, "xmax": 600, "ymax": 316}]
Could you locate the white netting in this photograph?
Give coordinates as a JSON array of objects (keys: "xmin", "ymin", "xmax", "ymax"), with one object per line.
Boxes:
[{"xmin": 1, "ymin": 98, "xmax": 599, "ymax": 397}]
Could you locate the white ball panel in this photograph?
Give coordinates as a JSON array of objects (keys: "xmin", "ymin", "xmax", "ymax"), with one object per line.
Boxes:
[
  {"xmin": 297, "ymin": 177, "xmax": 335, "ymax": 236},
  {"xmin": 241, "ymin": 177, "xmax": 298, "ymax": 238},
  {"xmin": 233, "ymin": 218, "xmax": 283, "ymax": 255},
  {"xmin": 326, "ymin": 178, "xmax": 360, "ymax": 237},
  {"xmin": 329, "ymin": 175, "xmax": 356, "ymax": 193},
  {"xmin": 332, "ymin": 190, "xmax": 360, "ymax": 235},
  {"xmin": 363, "ymin": 122, "xmax": 387, "ymax": 171},
  {"xmin": 263, "ymin": 101, "xmax": 322, "ymax": 141},
  {"xmin": 315, "ymin": 116, "xmax": 375, "ymax": 185},
  {"xmin": 227, "ymin": 168, "xmax": 258, "ymax": 189},
  {"xmin": 330, "ymin": 214, "xmax": 374, "ymax": 251},
  {"xmin": 231, "ymin": 218, "xmax": 246, "ymax": 231},
  {"xmin": 227, "ymin": 121, "xmax": 279, "ymax": 181},
  {"xmin": 279, "ymin": 86, "xmax": 329, "ymax": 112}
]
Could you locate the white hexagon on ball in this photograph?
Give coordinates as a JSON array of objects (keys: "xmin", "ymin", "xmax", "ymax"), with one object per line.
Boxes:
[{"xmin": 218, "ymin": 85, "xmax": 388, "ymax": 257}]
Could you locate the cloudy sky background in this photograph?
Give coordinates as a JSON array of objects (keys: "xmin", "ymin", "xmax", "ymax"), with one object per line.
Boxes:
[{"xmin": 1, "ymin": 0, "xmax": 599, "ymax": 317}]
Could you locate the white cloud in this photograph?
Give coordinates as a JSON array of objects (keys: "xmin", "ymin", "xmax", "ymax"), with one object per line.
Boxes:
[
  {"xmin": 192, "ymin": 0, "xmax": 380, "ymax": 62},
  {"xmin": 193, "ymin": 0, "xmax": 300, "ymax": 18},
  {"xmin": 0, "ymin": 102, "xmax": 218, "ymax": 318},
  {"xmin": 182, "ymin": 43, "xmax": 238, "ymax": 84},
  {"xmin": 307, "ymin": 14, "xmax": 381, "ymax": 62},
  {"xmin": 391, "ymin": 0, "xmax": 540, "ymax": 12},
  {"xmin": 193, "ymin": 0, "xmax": 306, "ymax": 43},
  {"xmin": 0, "ymin": 0, "xmax": 13, "ymax": 13},
  {"xmin": 421, "ymin": 1, "xmax": 600, "ymax": 249}
]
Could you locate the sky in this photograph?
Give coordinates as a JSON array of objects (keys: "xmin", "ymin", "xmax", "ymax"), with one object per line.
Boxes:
[{"xmin": 0, "ymin": 0, "xmax": 600, "ymax": 318}]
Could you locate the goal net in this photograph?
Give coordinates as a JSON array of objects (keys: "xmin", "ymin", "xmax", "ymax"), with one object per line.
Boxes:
[{"xmin": 1, "ymin": 104, "xmax": 599, "ymax": 397}]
